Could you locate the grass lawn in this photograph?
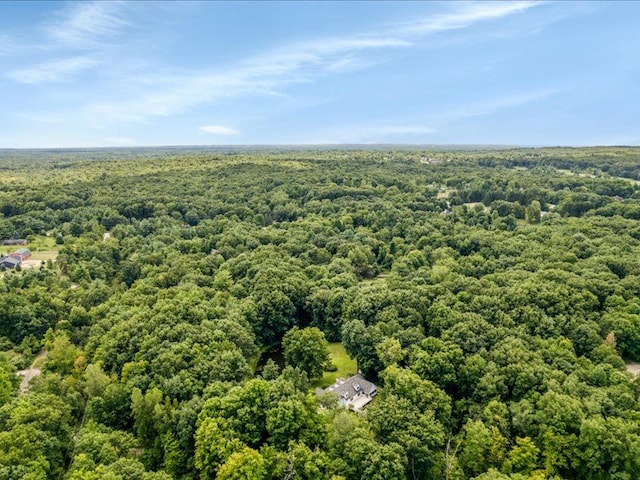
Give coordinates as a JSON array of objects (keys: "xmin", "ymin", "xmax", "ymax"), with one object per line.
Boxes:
[
  {"xmin": 463, "ymin": 202, "xmax": 491, "ymax": 213},
  {"xmin": 313, "ymin": 342, "xmax": 358, "ymax": 389},
  {"xmin": 556, "ymin": 168, "xmax": 597, "ymax": 179},
  {"xmin": 436, "ymin": 188, "xmax": 454, "ymax": 199},
  {"xmin": 30, "ymin": 250, "xmax": 59, "ymax": 261}
]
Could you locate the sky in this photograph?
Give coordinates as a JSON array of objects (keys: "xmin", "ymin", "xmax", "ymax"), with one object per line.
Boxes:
[{"xmin": 0, "ymin": 1, "xmax": 639, "ymax": 148}]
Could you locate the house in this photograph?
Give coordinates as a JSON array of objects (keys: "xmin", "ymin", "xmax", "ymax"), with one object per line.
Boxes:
[
  {"xmin": 0, "ymin": 255, "xmax": 21, "ymax": 269},
  {"xmin": 322, "ymin": 374, "xmax": 377, "ymax": 411},
  {"xmin": 9, "ymin": 248, "xmax": 31, "ymax": 261},
  {"xmin": 2, "ymin": 239, "xmax": 27, "ymax": 246}
]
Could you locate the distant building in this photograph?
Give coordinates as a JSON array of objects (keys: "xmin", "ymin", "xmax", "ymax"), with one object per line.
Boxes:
[
  {"xmin": 9, "ymin": 248, "xmax": 31, "ymax": 261},
  {"xmin": 0, "ymin": 256, "xmax": 21, "ymax": 269},
  {"xmin": 321, "ymin": 374, "xmax": 377, "ymax": 411},
  {"xmin": 1, "ymin": 239, "xmax": 27, "ymax": 246}
]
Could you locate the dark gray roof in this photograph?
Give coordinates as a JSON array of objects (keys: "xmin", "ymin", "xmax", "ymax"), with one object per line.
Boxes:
[
  {"xmin": 1, "ymin": 239, "xmax": 27, "ymax": 246},
  {"xmin": 327, "ymin": 374, "xmax": 377, "ymax": 400},
  {"xmin": 0, "ymin": 256, "xmax": 21, "ymax": 268}
]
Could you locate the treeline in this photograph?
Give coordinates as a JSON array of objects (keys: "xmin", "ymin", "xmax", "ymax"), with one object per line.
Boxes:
[{"xmin": 1, "ymin": 147, "xmax": 640, "ymax": 479}]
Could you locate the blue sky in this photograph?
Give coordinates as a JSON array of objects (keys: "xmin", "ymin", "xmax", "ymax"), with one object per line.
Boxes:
[{"xmin": 0, "ymin": 1, "xmax": 638, "ymax": 148}]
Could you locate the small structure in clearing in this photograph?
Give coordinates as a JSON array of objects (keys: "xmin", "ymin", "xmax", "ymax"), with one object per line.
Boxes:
[
  {"xmin": 2, "ymin": 239, "xmax": 27, "ymax": 246},
  {"xmin": 321, "ymin": 374, "xmax": 377, "ymax": 411},
  {"xmin": 0, "ymin": 255, "xmax": 21, "ymax": 269},
  {"xmin": 9, "ymin": 248, "xmax": 31, "ymax": 261}
]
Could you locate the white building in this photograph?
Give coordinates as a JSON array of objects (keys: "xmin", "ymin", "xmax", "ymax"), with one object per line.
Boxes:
[{"xmin": 323, "ymin": 374, "xmax": 377, "ymax": 411}]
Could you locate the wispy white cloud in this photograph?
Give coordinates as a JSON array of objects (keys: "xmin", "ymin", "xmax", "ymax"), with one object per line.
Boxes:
[
  {"xmin": 7, "ymin": 0, "xmax": 547, "ymax": 139},
  {"xmin": 88, "ymin": 39, "xmax": 410, "ymax": 121},
  {"xmin": 300, "ymin": 37, "xmax": 413, "ymax": 55},
  {"xmin": 310, "ymin": 88, "xmax": 558, "ymax": 143},
  {"xmin": 45, "ymin": 1, "xmax": 130, "ymax": 47},
  {"xmin": 7, "ymin": 56, "xmax": 99, "ymax": 84},
  {"xmin": 86, "ymin": 2, "xmax": 542, "ymax": 123},
  {"xmin": 396, "ymin": 1, "xmax": 542, "ymax": 36},
  {"xmin": 240, "ymin": 36, "xmax": 410, "ymax": 78},
  {"xmin": 3, "ymin": 2, "xmax": 133, "ymax": 84},
  {"xmin": 441, "ymin": 88, "xmax": 563, "ymax": 121},
  {"xmin": 200, "ymin": 125, "xmax": 241, "ymax": 136}
]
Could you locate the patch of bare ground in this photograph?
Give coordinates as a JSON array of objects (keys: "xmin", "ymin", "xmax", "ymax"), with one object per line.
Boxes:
[
  {"xmin": 16, "ymin": 350, "xmax": 46, "ymax": 394},
  {"xmin": 625, "ymin": 362, "xmax": 640, "ymax": 375}
]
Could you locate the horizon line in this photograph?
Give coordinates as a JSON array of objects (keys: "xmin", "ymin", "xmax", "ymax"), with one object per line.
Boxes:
[{"xmin": 1, "ymin": 143, "xmax": 639, "ymax": 152}]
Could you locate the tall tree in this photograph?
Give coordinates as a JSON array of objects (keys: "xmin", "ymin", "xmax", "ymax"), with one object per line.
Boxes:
[{"xmin": 282, "ymin": 327, "xmax": 329, "ymax": 380}]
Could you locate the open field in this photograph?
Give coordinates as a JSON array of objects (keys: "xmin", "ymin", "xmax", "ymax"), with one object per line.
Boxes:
[
  {"xmin": 313, "ymin": 342, "xmax": 358, "ymax": 389},
  {"xmin": 556, "ymin": 167, "xmax": 640, "ymax": 185},
  {"xmin": 29, "ymin": 250, "xmax": 58, "ymax": 261},
  {"xmin": 437, "ymin": 188, "xmax": 454, "ymax": 199},
  {"xmin": 463, "ymin": 202, "xmax": 491, "ymax": 213}
]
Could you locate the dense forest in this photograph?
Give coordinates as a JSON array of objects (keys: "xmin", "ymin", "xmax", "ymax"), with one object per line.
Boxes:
[{"xmin": 2, "ymin": 146, "xmax": 640, "ymax": 480}]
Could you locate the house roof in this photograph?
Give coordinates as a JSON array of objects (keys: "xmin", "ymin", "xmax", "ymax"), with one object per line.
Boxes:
[
  {"xmin": 0, "ymin": 256, "xmax": 21, "ymax": 268},
  {"xmin": 1, "ymin": 239, "xmax": 27, "ymax": 245},
  {"xmin": 326, "ymin": 374, "xmax": 377, "ymax": 400},
  {"xmin": 9, "ymin": 248, "xmax": 30, "ymax": 259}
]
